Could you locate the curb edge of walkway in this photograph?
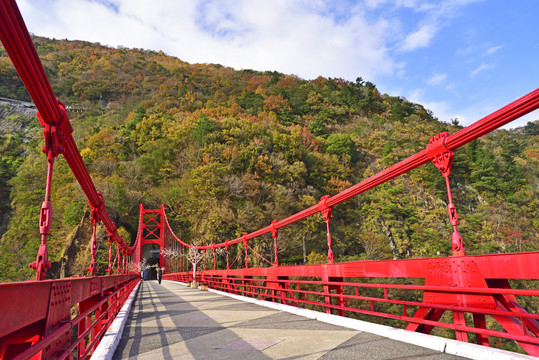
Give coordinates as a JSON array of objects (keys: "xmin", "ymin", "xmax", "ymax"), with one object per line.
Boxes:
[
  {"xmin": 91, "ymin": 281, "xmax": 141, "ymax": 360},
  {"xmin": 160, "ymin": 281, "xmax": 533, "ymax": 360}
]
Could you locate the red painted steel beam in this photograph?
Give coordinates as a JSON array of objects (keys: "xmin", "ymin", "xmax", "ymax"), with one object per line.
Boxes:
[
  {"xmin": 0, "ymin": 275, "xmax": 137, "ymax": 339},
  {"xmin": 0, "ymin": 282, "xmax": 50, "ymax": 339},
  {"xmin": 470, "ymin": 251, "xmax": 539, "ymax": 279},
  {"xmin": 2, "ymin": 277, "xmax": 138, "ymax": 360},
  {"xmin": 195, "ymin": 252, "xmax": 539, "ymax": 280}
]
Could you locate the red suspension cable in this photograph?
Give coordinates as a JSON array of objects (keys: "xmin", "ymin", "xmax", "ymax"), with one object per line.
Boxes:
[{"xmin": 0, "ymin": 0, "xmax": 136, "ymax": 279}]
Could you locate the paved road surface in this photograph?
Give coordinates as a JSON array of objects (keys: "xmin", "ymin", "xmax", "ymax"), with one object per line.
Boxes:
[{"xmin": 113, "ymin": 280, "xmax": 468, "ymax": 360}]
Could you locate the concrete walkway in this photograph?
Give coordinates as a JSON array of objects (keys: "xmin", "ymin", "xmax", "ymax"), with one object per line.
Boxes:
[{"xmin": 112, "ymin": 280, "xmax": 468, "ymax": 360}]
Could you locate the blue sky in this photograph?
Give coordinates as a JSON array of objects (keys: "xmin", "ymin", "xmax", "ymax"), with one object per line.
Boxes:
[{"xmin": 17, "ymin": 0, "xmax": 539, "ymax": 128}]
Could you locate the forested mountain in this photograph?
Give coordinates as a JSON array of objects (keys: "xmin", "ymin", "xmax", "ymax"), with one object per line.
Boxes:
[{"xmin": 0, "ymin": 36, "xmax": 537, "ymax": 282}]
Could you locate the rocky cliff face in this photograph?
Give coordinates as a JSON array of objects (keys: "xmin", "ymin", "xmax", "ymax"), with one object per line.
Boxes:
[
  {"xmin": 0, "ymin": 97, "xmax": 37, "ymax": 135},
  {"xmin": 0, "ymin": 97, "xmax": 38, "ymax": 239}
]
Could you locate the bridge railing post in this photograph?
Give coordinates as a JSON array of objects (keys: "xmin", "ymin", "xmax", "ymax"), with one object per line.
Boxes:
[
  {"xmin": 243, "ymin": 233, "xmax": 249, "ymax": 268},
  {"xmin": 212, "ymin": 244, "xmax": 217, "ymax": 270},
  {"xmin": 176, "ymin": 241, "xmax": 179, "ymax": 273},
  {"xmin": 107, "ymin": 234, "xmax": 113, "ymax": 275},
  {"xmin": 271, "ymin": 220, "xmax": 279, "ymax": 266},
  {"xmin": 182, "ymin": 245, "xmax": 185, "ymax": 273},
  {"xmin": 225, "ymin": 240, "xmax": 230, "ymax": 269}
]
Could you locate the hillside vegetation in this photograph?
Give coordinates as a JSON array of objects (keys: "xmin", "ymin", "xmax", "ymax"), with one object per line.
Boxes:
[{"xmin": 0, "ymin": 36, "xmax": 537, "ymax": 282}]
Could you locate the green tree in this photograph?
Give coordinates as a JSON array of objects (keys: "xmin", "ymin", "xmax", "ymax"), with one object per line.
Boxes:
[{"xmin": 326, "ymin": 134, "xmax": 357, "ymax": 164}]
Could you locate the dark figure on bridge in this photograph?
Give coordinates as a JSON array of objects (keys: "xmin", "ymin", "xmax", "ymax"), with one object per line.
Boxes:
[{"xmin": 157, "ymin": 267, "xmax": 162, "ymax": 284}]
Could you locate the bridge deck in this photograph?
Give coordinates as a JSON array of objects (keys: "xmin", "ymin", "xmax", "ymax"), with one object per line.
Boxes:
[{"xmin": 113, "ymin": 281, "xmax": 466, "ymax": 360}]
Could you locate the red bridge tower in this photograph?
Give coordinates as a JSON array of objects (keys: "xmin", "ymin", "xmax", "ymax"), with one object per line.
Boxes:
[{"xmin": 135, "ymin": 205, "xmax": 165, "ymax": 279}]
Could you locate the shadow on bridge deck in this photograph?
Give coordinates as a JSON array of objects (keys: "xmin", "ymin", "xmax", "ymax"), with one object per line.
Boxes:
[{"xmin": 113, "ymin": 281, "xmax": 467, "ymax": 360}]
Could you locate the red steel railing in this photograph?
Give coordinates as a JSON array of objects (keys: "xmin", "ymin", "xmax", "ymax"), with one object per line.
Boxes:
[
  {"xmin": 161, "ymin": 88, "xmax": 539, "ymax": 357},
  {"xmin": 164, "ymin": 253, "xmax": 539, "ymax": 352},
  {"xmin": 0, "ymin": 275, "xmax": 139, "ymax": 359}
]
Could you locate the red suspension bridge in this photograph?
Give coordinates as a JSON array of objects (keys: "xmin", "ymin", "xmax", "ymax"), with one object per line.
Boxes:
[{"xmin": 1, "ymin": 0, "xmax": 539, "ymax": 358}]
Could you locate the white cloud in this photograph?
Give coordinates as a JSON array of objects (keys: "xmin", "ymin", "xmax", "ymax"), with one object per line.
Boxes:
[
  {"xmin": 406, "ymin": 88, "xmax": 455, "ymax": 123},
  {"xmin": 475, "ymin": 98, "xmax": 539, "ymax": 130},
  {"xmin": 426, "ymin": 73, "xmax": 447, "ymax": 86},
  {"xmin": 16, "ymin": 0, "xmax": 481, "ymax": 83},
  {"xmin": 486, "ymin": 44, "xmax": 503, "ymax": 55},
  {"xmin": 456, "ymin": 45, "xmax": 473, "ymax": 56},
  {"xmin": 17, "ymin": 0, "xmax": 403, "ymax": 82},
  {"xmin": 364, "ymin": 0, "xmax": 388, "ymax": 9},
  {"xmin": 396, "ymin": 0, "xmax": 482, "ymax": 52},
  {"xmin": 401, "ymin": 85, "xmax": 533, "ymax": 130},
  {"xmin": 19, "ymin": 0, "xmax": 514, "ymax": 131},
  {"xmin": 470, "ymin": 63, "xmax": 494, "ymax": 77},
  {"xmin": 444, "ymin": 82, "xmax": 460, "ymax": 91},
  {"xmin": 396, "ymin": 69, "xmax": 407, "ymax": 78},
  {"xmin": 432, "ymin": 96, "xmax": 539, "ymax": 129},
  {"xmin": 512, "ymin": 110, "xmax": 539, "ymax": 129},
  {"xmin": 399, "ymin": 23, "xmax": 438, "ymax": 52}
]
